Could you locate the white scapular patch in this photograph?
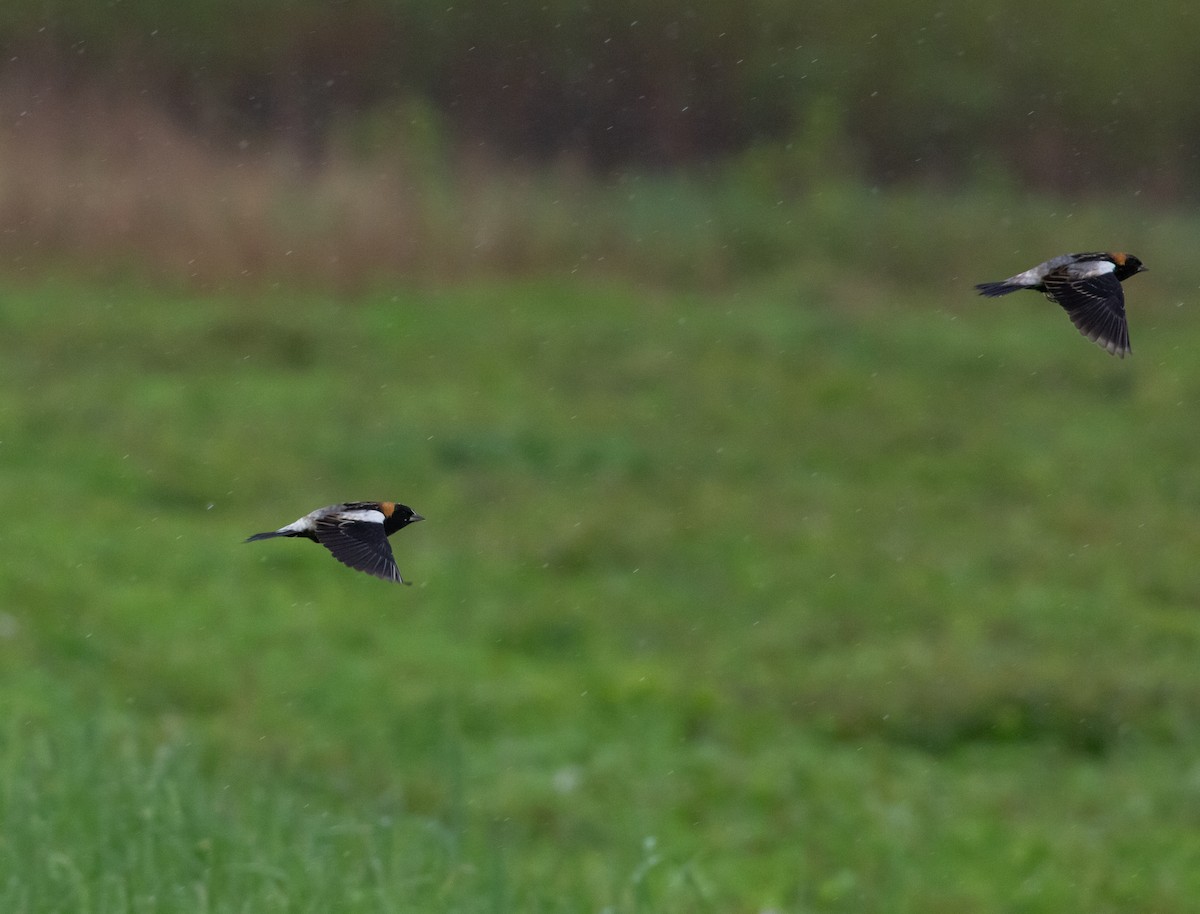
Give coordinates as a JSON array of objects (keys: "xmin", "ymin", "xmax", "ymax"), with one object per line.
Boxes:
[
  {"xmin": 1070, "ymin": 259, "xmax": 1117, "ymax": 278},
  {"xmin": 334, "ymin": 509, "xmax": 386, "ymax": 525}
]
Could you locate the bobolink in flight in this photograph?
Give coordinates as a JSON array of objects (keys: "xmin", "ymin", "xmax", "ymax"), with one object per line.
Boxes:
[
  {"xmin": 246, "ymin": 501, "xmax": 424, "ymax": 584},
  {"xmin": 975, "ymin": 252, "xmax": 1146, "ymax": 357}
]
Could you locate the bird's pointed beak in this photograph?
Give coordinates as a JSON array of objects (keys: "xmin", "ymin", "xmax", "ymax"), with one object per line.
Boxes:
[{"xmin": 411, "ymin": 513, "xmax": 425, "ymax": 523}]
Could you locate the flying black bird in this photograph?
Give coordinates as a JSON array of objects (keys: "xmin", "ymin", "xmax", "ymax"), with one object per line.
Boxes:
[
  {"xmin": 975, "ymin": 252, "xmax": 1146, "ymax": 357},
  {"xmin": 246, "ymin": 502, "xmax": 424, "ymax": 584}
]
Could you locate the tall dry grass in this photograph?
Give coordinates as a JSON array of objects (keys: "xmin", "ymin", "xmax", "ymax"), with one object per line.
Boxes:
[{"xmin": 0, "ymin": 82, "xmax": 679, "ymax": 290}]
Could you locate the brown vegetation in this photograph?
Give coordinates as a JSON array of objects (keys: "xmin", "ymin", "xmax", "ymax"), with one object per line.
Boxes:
[{"xmin": 0, "ymin": 80, "xmax": 647, "ymax": 290}]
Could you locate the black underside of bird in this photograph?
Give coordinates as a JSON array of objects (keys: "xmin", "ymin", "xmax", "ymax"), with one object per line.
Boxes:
[
  {"xmin": 1042, "ymin": 273, "xmax": 1131, "ymax": 357},
  {"xmin": 313, "ymin": 514, "xmax": 406, "ymax": 583}
]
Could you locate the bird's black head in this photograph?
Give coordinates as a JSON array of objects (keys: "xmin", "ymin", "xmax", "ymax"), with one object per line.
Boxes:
[
  {"xmin": 1112, "ymin": 253, "xmax": 1146, "ymax": 281},
  {"xmin": 381, "ymin": 502, "xmax": 424, "ymax": 534}
]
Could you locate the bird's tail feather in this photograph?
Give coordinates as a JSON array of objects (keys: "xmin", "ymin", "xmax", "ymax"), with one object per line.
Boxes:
[
  {"xmin": 975, "ymin": 281, "xmax": 1021, "ymax": 297},
  {"xmin": 245, "ymin": 530, "xmax": 287, "ymax": 543}
]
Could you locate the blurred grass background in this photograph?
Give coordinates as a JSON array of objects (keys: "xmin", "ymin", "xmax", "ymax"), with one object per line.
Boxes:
[{"xmin": 2, "ymin": 2, "xmax": 1200, "ymax": 912}]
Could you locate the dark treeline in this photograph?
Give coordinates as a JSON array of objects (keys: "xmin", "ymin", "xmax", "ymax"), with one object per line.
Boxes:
[{"xmin": 1, "ymin": 0, "xmax": 1197, "ymax": 196}]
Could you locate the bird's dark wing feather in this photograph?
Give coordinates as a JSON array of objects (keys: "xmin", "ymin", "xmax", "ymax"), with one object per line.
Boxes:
[
  {"xmin": 314, "ymin": 517, "xmax": 406, "ymax": 584},
  {"xmin": 1042, "ymin": 271, "xmax": 1131, "ymax": 357}
]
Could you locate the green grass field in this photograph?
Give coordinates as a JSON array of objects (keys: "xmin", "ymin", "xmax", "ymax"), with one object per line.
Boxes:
[{"xmin": 3, "ymin": 199, "xmax": 1200, "ymax": 911}]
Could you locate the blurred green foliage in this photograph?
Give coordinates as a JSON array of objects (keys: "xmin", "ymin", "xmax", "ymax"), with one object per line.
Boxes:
[
  {"xmin": 2, "ymin": 184, "xmax": 1200, "ymax": 906},
  {"xmin": 0, "ymin": 0, "xmax": 1194, "ymax": 192}
]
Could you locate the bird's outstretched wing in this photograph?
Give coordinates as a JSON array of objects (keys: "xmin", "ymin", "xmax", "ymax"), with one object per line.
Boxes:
[
  {"xmin": 314, "ymin": 515, "xmax": 406, "ymax": 584},
  {"xmin": 1043, "ymin": 271, "xmax": 1131, "ymax": 357}
]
